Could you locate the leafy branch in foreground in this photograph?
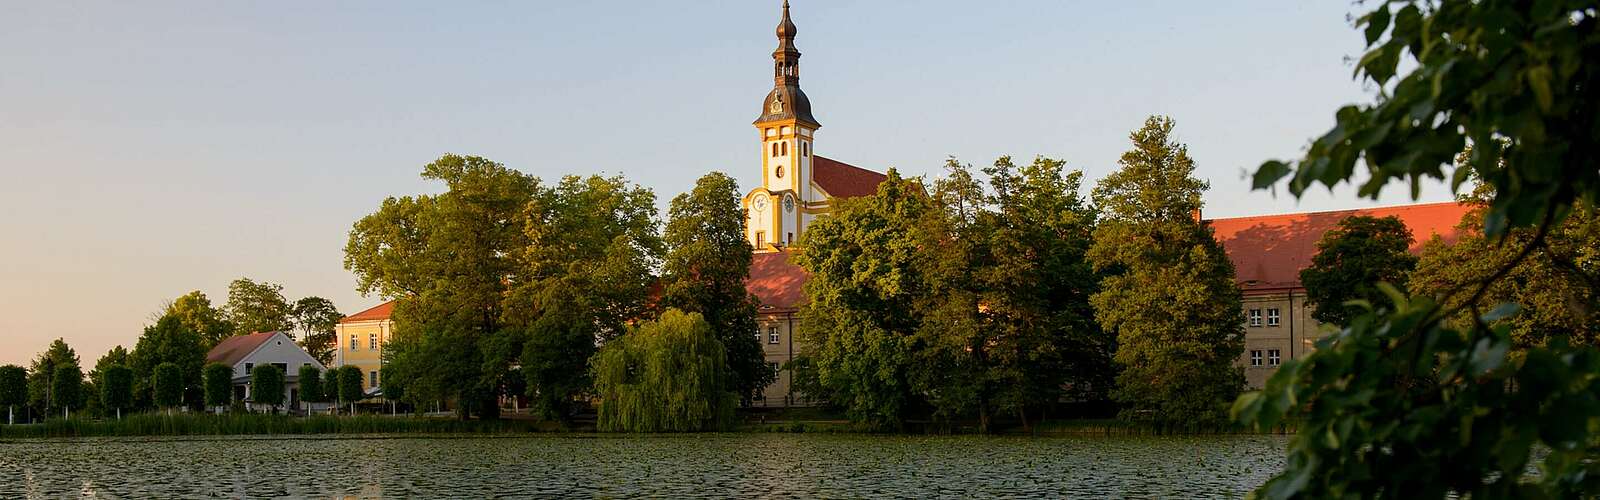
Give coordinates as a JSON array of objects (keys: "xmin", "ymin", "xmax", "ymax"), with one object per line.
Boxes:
[{"xmin": 1240, "ymin": 0, "xmax": 1600, "ymax": 498}]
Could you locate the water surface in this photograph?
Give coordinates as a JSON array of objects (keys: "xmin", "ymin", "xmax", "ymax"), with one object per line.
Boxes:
[{"xmin": 0, "ymin": 433, "xmax": 1286, "ymax": 498}]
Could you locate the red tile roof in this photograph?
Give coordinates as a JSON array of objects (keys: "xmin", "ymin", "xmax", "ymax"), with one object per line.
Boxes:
[
  {"xmin": 813, "ymin": 156, "xmax": 886, "ymax": 199},
  {"xmin": 340, "ymin": 300, "xmax": 396, "ymax": 324},
  {"xmin": 205, "ymin": 331, "xmax": 277, "ymax": 367},
  {"xmin": 746, "ymin": 251, "xmax": 809, "ymax": 311},
  {"xmin": 1208, "ymin": 201, "xmax": 1471, "ymax": 294}
]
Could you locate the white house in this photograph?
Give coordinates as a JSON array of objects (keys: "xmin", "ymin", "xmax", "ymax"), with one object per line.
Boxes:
[{"xmin": 204, "ymin": 331, "xmax": 327, "ymax": 412}]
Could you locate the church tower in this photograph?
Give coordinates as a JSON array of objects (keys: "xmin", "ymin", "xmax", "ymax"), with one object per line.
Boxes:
[{"xmin": 745, "ymin": 0, "xmax": 820, "ymax": 252}]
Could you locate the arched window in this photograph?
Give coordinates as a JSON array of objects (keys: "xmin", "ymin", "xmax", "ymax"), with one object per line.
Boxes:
[
  {"xmin": 782, "ymin": 142, "xmax": 789, "ymax": 156},
  {"xmin": 802, "ymin": 142, "xmax": 809, "ymax": 157},
  {"xmin": 775, "ymin": 165, "xmax": 784, "ymax": 178},
  {"xmin": 771, "ymin": 143, "xmax": 779, "ymax": 157}
]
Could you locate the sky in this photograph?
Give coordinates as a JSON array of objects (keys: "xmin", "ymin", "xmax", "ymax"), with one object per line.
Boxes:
[{"xmin": 0, "ymin": 1, "xmax": 1458, "ymax": 366}]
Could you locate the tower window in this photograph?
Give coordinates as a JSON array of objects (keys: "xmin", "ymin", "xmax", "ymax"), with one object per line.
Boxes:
[
  {"xmin": 802, "ymin": 142, "xmax": 809, "ymax": 157},
  {"xmin": 775, "ymin": 165, "xmax": 784, "ymax": 178},
  {"xmin": 771, "ymin": 143, "xmax": 779, "ymax": 157},
  {"xmin": 781, "ymin": 142, "xmax": 788, "ymax": 156},
  {"xmin": 755, "ymin": 232, "xmax": 766, "ymax": 248}
]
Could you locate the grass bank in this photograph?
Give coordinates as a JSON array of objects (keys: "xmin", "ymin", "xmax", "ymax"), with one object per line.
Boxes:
[{"xmin": 0, "ymin": 414, "xmax": 585, "ymax": 439}]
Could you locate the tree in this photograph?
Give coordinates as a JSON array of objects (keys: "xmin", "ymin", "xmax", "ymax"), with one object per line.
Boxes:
[
  {"xmin": 519, "ymin": 291, "xmax": 599, "ymax": 420},
  {"xmin": 592, "ymin": 309, "xmax": 738, "ymax": 432},
  {"xmin": 251, "ymin": 364, "xmax": 285, "ymax": 413},
  {"xmin": 225, "ymin": 277, "xmax": 294, "ymax": 336},
  {"xmin": 322, "ymin": 368, "xmax": 340, "ymax": 413},
  {"xmin": 1299, "ymin": 215, "xmax": 1418, "ymax": 326},
  {"xmin": 152, "ymin": 362, "xmax": 183, "ymax": 414},
  {"xmin": 1088, "ymin": 116, "xmax": 1243, "ymax": 427},
  {"xmin": 1412, "ymin": 189, "xmax": 1600, "ymax": 348},
  {"xmin": 51, "ymin": 365, "xmax": 82, "ymax": 419},
  {"xmin": 661, "ymin": 172, "xmax": 771, "ymax": 405},
  {"xmin": 336, "ymin": 365, "xmax": 363, "ymax": 415},
  {"xmin": 297, "ymin": 363, "xmax": 324, "ymax": 411},
  {"xmin": 161, "ymin": 291, "xmax": 233, "ymax": 349},
  {"xmin": 101, "ymin": 365, "xmax": 132, "ymax": 420},
  {"xmin": 792, "ymin": 169, "xmax": 932, "ymax": 430},
  {"xmin": 1238, "ymin": 1, "xmax": 1600, "ymax": 497},
  {"xmin": 86, "ymin": 345, "xmax": 129, "ymax": 418},
  {"xmin": 129, "ymin": 315, "xmax": 207, "ymax": 410},
  {"xmin": 203, "ymin": 363, "xmax": 234, "ymax": 413},
  {"xmin": 0, "ymin": 365, "xmax": 27, "ymax": 424},
  {"xmin": 26, "ymin": 338, "xmax": 80, "ymax": 417},
  {"xmin": 290, "ymin": 297, "xmax": 342, "ymax": 365}
]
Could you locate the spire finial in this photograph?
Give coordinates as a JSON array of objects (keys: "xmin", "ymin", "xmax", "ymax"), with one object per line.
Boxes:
[{"xmin": 777, "ymin": 0, "xmax": 797, "ymax": 39}]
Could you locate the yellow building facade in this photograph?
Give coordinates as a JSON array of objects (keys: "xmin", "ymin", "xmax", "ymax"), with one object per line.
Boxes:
[{"xmin": 334, "ymin": 300, "xmax": 396, "ymax": 396}]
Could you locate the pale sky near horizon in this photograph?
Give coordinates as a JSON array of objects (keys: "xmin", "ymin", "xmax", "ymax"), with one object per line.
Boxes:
[{"xmin": 0, "ymin": 1, "xmax": 1457, "ymax": 366}]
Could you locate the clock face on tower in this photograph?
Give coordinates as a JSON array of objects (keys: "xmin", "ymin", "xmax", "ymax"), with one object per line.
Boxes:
[
  {"xmin": 753, "ymin": 196, "xmax": 768, "ymax": 211},
  {"xmin": 782, "ymin": 195, "xmax": 795, "ymax": 212}
]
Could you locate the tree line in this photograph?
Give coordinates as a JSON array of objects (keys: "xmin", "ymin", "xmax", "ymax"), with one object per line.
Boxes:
[{"xmin": 0, "ymin": 277, "xmax": 344, "ymax": 422}]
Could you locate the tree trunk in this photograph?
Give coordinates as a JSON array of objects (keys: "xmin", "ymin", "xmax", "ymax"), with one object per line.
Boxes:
[
  {"xmin": 7, "ymin": 405, "xmax": 11, "ymax": 425},
  {"xmin": 117, "ymin": 408, "xmax": 121, "ymax": 420}
]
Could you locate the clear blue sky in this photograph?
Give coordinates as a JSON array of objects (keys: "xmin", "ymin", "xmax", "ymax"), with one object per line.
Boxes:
[{"xmin": 0, "ymin": 1, "xmax": 1455, "ymax": 366}]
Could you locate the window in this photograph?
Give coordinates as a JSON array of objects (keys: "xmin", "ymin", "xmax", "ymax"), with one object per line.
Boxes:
[
  {"xmin": 787, "ymin": 232, "xmax": 794, "ymax": 245},
  {"xmin": 772, "ymin": 143, "xmax": 779, "ymax": 157},
  {"xmin": 802, "ymin": 141, "xmax": 809, "ymax": 157},
  {"xmin": 775, "ymin": 165, "xmax": 784, "ymax": 178},
  {"xmin": 1248, "ymin": 309, "xmax": 1263, "ymax": 327},
  {"xmin": 1249, "ymin": 350, "xmax": 1263, "ymax": 367},
  {"xmin": 769, "ymin": 362, "xmax": 781, "ymax": 376},
  {"xmin": 245, "ymin": 362, "xmax": 254, "ymax": 374},
  {"xmin": 754, "ymin": 326, "xmax": 763, "ymax": 343},
  {"xmin": 369, "ymin": 333, "xmax": 378, "ymax": 350},
  {"xmin": 272, "ymin": 363, "xmax": 288, "ymax": 374},
  {"xmin": 349, "ymin": 334, "xmax": 358, "ymax": 350},
  {"xmin": 768, "ymin": 326, "xmax": 780, "ymax": 344},
  {"xmin": 781, "ymin": 142, "xmax": 788, "ymax": 156},
  {"xmin": 369, "ymin": 370, "xmax": 379, "ymax": 388},
  {"xmin": 755, "ymin": 232, "xmax": 766, "ymax": 248},
  {"xmin": 1268, "ymin": 349, "xmax": 1281, "ymax": 366},
  {"xmin": 1267, "ymin": 308, "xmax": 1281, "ymax": 326}
]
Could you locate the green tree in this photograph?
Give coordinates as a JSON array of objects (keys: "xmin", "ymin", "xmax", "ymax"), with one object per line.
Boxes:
[
  {"xmin": 86, "ymin": 345, "xmax": 129, "ymax": 418},
  {"xmin": 0, "ymin": 365, "xmax": 25, "ymax": 424},
  {"xmin": 203, "ymin": 363, "xmax": 234, "ymax": 413},
  {"xmin": 129, "ymin": 315, "xmax": 207, "ymax": 410},
  {"xmin": 1088, "ymin": 116, "xmax": 1243, "ymax": 427},
  {"xmin": 297, "ymin": 363, "xmax": 324, "ymax": 411},
  {"xmin": 1238, "ymin": 1, "xmax": 1600, "ymax": 497},
  {"xmin": 336, "ymin": 365, "xmax": 363, "ymax": 415},
  {"xmin": 51, "ymin": 365, "xmax": 82, "ymax": 419},
  {"xmin": 322, "ymin": 368, "xmax": 341, "ymax": 413},
  {"xmin": 661, "ymin": 172, "xmax": 771, "ymax": 405},
  {"xmin": 161, "ymin": 291, "xmax": 234, "ymax": 349},
  {"xmin": 592, "ymin": 309, "xmax": 738, "ymax": 432},
  {"xmin": 225, "ymin": 277, "xmax": 294, "ymax": 336},
  {"xmin": 1412, "ymin": 190, "xmax": 1600, "ymax": 348},
  {"xmin": 101, "ymin": 365, "xmax": 132, "ymax": 419},
  {"xmin": 290, "ymin": 297, "xmax": 342, "ymax": 365},
  {"xmin": 792, "ymin": 169, "xmax": 932, "ymax": 430},
  {"xmin": 251, "ymin": 364, "xmax": 285, "ymax": 413},
  {"xmin": 519, "ymin": 291, "xmax": 599, "ymax": 421},
  {"xmin": 1299, "ymin": 215, "xmax": 1418, "ymax": 326},
  {"xmin": 26, "ymin": 338, "xmax": 80, "ymax": 417},
  {"xmin": 152, "ymin": 362, "xmax": 183, "ymax": 414}
]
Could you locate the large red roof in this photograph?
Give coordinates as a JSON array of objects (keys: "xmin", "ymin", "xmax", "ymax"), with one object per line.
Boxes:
[
  {"xmin": 205, "ymin": 331, "xmax": 277, "ymax": 367},
  {"xmin": 746, "ymin": 251, "xmax": 809, "ymax": 311},
  {"xmin": 1208, "ymin": 201, "xmax": 1471, "ymax": 294},
  {"xmin": 340, "ymin": 300, "xmax": 396, "ymax": 324},
  {"xmin": 813, "ymin": 156, "xmax": 886, "ymax": 199}
]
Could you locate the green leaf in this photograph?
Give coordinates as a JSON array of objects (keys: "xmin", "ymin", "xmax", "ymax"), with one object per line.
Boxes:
[
  {"xmin": 1363, "ymin": 6, "xmax": 1391, "ymax": 45},
  {"xmin": 1254, "ymin": 161, "xmax": 1293, "ymax": 190}
]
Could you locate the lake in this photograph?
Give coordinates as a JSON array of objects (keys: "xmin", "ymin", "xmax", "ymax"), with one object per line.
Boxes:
[{"xmin": 0, "ymin": 433, "xmax": 1287, "ymax": 498}]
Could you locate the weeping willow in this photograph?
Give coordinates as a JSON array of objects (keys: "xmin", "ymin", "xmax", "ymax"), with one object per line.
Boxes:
[{"xmin": 593, "ymin": 309, "xmax": 738, "ymax": 432}]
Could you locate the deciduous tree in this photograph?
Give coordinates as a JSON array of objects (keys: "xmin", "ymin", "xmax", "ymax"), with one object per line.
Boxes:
[
  {"xmin": 225, "ymin": 278, "xmax": 294, "ymax": 336},
  {"xmin": 592, "ymin": 309, "xmax": 737, "ymax": 432},
  {"xmin": 291, "ymin": 297, "xmax": 342, "ymax": 365},
  {"xmin": 1300, "ymin": 215, "xmax": 1418, "ymax": 326},
  {"xmin": 51, "ymin": 365, "xmax": 82, "ymax": 419},
  {"xmin": 297, "ymin": 363, "xmax": 324, "ymax": 411},
  {"xmin": 336, "ymin": 365, "xmax": 364, "ymax": 415},
  {"xmin": 251, "ymin": 364, "xmax": 285, "ymax": 413},
  {"xmin": 162, "ymin": 291, "xmax": 233, "ymax": 349},
  {"xmin": 0, "ymin": 365, "xmax": 25, "ymax": 424},
  {"xmin": 101, "ymin": 365, "xmax": 132, "ymax": 420},
  {"xmin": 203, "ymin": 363, "xmax": 234, "ymax": 413},
  {"xmin": 129, "ymin": 315, "xmax": 207, "ymax": 410},
  {"xmin": 26, "ymin": 338, "xmax": 80, "ymax": 417},
  {"xmin": 152, "ymin": 362, "xmax": 183, "ymax": 414},
  {"xmin": 661, "ymin": 172, "xmax": 771, "ymax": 405},
  {"xmin": 1088, "ymin": 116, "xmax": 1243, "ymax": 427},
  {"xmin": 86, "ymin": 345, "xmax": 129, "ymax": 418}
]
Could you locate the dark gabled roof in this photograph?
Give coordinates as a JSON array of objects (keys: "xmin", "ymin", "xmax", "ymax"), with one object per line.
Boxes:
[
  {"xmin": 340, "ymin": 300, "xmax": 395, "ymax": 324},
  {"xmin": 205, "ymin": 331, "xmax": 277, "ymax": 367}
]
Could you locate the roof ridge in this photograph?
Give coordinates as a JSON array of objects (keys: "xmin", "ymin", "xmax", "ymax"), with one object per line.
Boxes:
[{"xmin": 1206, "ymin": 200, "xmax": 1466, "ymax": 222}]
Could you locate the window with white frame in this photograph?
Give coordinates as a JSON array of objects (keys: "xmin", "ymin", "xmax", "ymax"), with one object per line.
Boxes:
[
  {"xmin": 349, "ymin": 334, "xmax": 358, "ymax": 350},
  {"xmin": 768, "ymin": 326, "xmax": 780, "ymax": 344},
  {"xmin": 1267, "ymin": 308, "xmax": 1281, "ymax": 326},
  {"xmin": 769, "ymin": 362, "xmax": 780, "ymax": 376},
  {"xmin": 754, "ymin": 326, "xmax": 762, "ymax": 343},
  {"xmin": 369, "ymin": 333, "xmax": 378, "ymax": 350},
  {"xmin": 1268, "ymin": 349, "xmax": 1282, "ymax": 366},
  {"xmin": 1248, "ymin": 309, "xmax": 1263, "ymax": 327},
  {"xmin": 1249, "ymin": 350, "xmax": 1263, "ymax": 367}
]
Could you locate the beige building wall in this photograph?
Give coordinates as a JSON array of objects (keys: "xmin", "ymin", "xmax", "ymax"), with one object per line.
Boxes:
[
  {"xmin": 1236, "ymin": 290, "xmax": 1329, "ymax": 388},
  {"xmin": 334, "ymin": 318, "xmax": 392, "ymax": 395},
  {"xmin": 753, "ymin": 311, "xmax": 809, "ymax": 407}
]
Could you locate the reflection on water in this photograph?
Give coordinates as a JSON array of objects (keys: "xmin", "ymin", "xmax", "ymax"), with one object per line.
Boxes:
[{"xmin": 0, "ymin": 433, "xmax": 1286, "ymax": 498}]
